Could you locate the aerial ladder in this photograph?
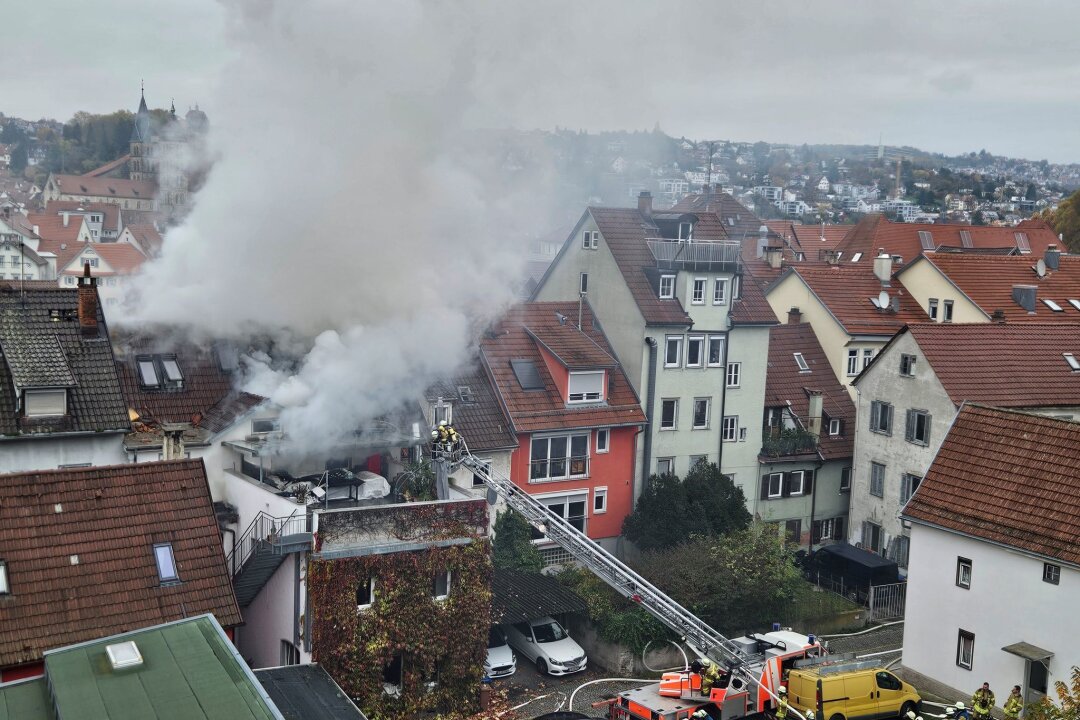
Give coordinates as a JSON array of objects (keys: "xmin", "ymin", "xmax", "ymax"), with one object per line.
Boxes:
[{"xmin": 430, "ymin": 433, "xmax": 821, "ymax": 720}]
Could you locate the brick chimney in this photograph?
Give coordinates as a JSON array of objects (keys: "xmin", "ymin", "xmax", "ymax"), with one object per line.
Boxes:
[
  {"xmin": 77, "ymin": 263, "xmax": 98, "ymax": 336},
  {"xmin": 787, "ymin": 306, "xmax": 802, "ymax": 324},
  {"xmin": 806, "ymin": 390, "xmax": 823, "ymax": 438},
  {"xmin": 637, "ymin": 191, "xmax": 653, "ymax": 219}
]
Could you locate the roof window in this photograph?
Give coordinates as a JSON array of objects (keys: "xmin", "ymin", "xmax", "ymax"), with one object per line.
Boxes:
[
  {"xmin": 850, "ymin": 252, "xmax": 863, "ymax": 262},
  {"xmin": 918, "ymin": 231, "xmax": 935, "ymax": 251},
  {"xmin": 1065, "ymin": 354, "xmax": 1080, "ymax": 371},
  {"xmin": 136, "ymin": 355, "xmax": 184, "ymax": 390},
  {"xmin": 0, "ymin": 560, "xmax": 8, "ymax": 594},
  {"xmin": 959, "ymin": 230, "xmax": 973, "ymax": 248},
  {"xmin": 510, "ymin": 359, "xmax": 545, "ymax": 391},
  {"xmin": 1069, "ymin": 299, "xmax": 1080, "ymax": 312},
  {"xmin": 154, "ymin": 543, "xmax": 179, "ymax": 583},
  {"xmin": 106, "ymin": 641, "xmax": 144, "ymax": 670},
  {"xmin": 1043, "ymin": 299, "xmax": 1064, "ymax": 312},
  {"xmin": 457, "ymin": 386, "xmax": 474, "ymax": 403},
  {"xmin": 793, "ymin": 353, "xmax": 810, "ymax": 372},
  {"xmin": 1015, "ymin": 232, "xmax": 1031, "ymax": 253}
]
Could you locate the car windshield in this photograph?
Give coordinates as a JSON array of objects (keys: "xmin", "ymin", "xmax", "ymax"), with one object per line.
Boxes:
[
  {"xmin": 532, "ymin": 621, "xmax": 567, "ymax": 643},
  {"xmin": 488, "ymin": 627, "xmax": 506, "ymax": 648}
]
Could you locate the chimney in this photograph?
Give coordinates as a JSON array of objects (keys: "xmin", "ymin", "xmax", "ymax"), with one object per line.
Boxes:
[
  {"xmin": 32, "ymin": 224, "xmax": 39, "ymax": 236},
  {"xmin": 161, "ymin": 423, "xmax": 190, "ymax": 460},
  {"xmin": 77, "ymin": 263, "xmax": 99, "ymax": 336},
  {"xmin": 757, "ymin": 225, "xmax": 770, "ymax": 258},
  {"xmin": 787, "ymin": 306, "xmax": 802, "ymax": 325},
  {"xmin": 806, "ymin": 390, "xmax": 823, "ymax": 438},
  {"xmin": 1045, "ymin": 244, "xmax": 1061, "ymax": 270},
  {"xmin": 873, "ymin": 248, "xmax": 892, "ymax": 285},
  {"xmin": 991, "ymin": 308, "xmax": 1007, "ymax": 323},
  {"xmin": 637, "ymin": 191, "xmax": 653, "ymax": 219},
  {"xmin": 765, "ymin": 245, "xmax": 783, "ymax": 269},
  {"xmin": 1011, "ymin": 284, "xmax": 1037, "ymax": 313},
  {"xmin": 62, "ymin": 211, "xmax": 70, "ymax": 227}
]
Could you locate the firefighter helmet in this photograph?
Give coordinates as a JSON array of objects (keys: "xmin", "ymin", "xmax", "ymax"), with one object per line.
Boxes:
[
  {"xmin": 778, "ymin": 686, "xmax": 788, "ymax": 695},
  {"xmin": 907, "ymin": 711, "xmax": 917, "ymax": 720},
  {"xmin": 946, "ymin": 709, "xmax": 955, "ymax": 717},
  {"xmin": 806, "ymin": 713, "xmax": 816, "ymax": 720},
  {"xmin": 956, "ymin": 703, "xmax": 966, "ymax": 710}
]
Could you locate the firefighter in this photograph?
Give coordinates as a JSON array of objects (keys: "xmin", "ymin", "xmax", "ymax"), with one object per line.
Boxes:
[
  {"xmin": 692, "ymin": 709, "xmax": 715, "ymax": 720},
  {"xmin": 776, "ymin": 686, "xmax": 790, "ymax": 720},
  {"xmin": 907, "ymin": 711, "xmax": 918, "ymax": 720},
  {"xmin": 972, "ymin": 683, "xmax": 995, "ymax": 720},
  {"xmin": 955, "ymin": 701, "xmax": 971, "ymax": 720},
  {"xmin": 1003, "ymin": 686, "xmax": 1023, "ymax": 720},
  {"xmin": 700, "ymin": 659, "xmax": 722, "ymax": 696}
]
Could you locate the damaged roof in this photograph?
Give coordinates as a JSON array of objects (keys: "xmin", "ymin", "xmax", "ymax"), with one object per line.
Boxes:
[{"xmin": 426, "ymin": 364, "xmax": 517, "ymax": 452}]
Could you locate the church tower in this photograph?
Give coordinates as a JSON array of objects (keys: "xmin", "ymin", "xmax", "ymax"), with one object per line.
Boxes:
[{"xmin": 129, "ymin": 85, "xmax": 154, "ymax": 181}]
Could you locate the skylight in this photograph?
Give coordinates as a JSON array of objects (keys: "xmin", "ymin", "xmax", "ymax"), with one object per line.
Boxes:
[
  {"xmin": 1043, "ymin": 299, "xmax": 1064, "ymax": 312},
  {"xmin": 510, "ymin": 359, "xmax": 545, "ymax": 391},
  {"xmin": 851, "ymin": 252, "xmax": 863, "ymax": 262},
  {"xmin": 1065, "ymin": 354, "xmax": 1080, "ymax": 371},
  {"xmin": 154, "ymin": 543, "xmax": 179, "ymax": 583},
  {"xmin": 137, "ymin": 358, "xmax": 159, "ymax": 388},
  {"xmin": 959, "ymin": 230, "xmax": 973, "ymax": 248},
  {"xmin": 1015, "ymin": 232, "xmax": 1031, "ymax": 253},
  {"xmin": 161, "ymin": 357, "xmax": 183, "ymax": 383},
  {"xmin": 457, "ymin": 386, "xmax": 474, "ymax": 403},
  {"xmin": 0, "ymin": 560, "xmax": 8, "ymax": 594},
  {"xmin": 918, "ymin": 231, "xmax": 935, "ymax": 251},
  {"xmin": 1070, "ymin": 300, "xmax": 1080, "ymax": 312},
  {"xmin": 793, "ymin": 353, "xmax": 810, "ymax": 372},
  {"xmin": 106, "ymin": 641, "xmax": 144, "ymax": 670}
]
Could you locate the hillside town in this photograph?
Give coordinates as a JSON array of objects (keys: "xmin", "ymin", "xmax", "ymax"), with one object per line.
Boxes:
[{"xmin": 3, "ymin": 5, "xmax": 1080, "ymax": 720}]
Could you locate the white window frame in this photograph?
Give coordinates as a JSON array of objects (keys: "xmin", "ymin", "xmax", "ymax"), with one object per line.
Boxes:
[
  {"xmin": 846, "ymin": 349, "xmax": 859, "ymax": 376},
  {"xmin": 656, "ymin": 457, "xmax": 674, "ymax": 476},
  {"xmin": 691, "ymin": 278, "xmax": 707, "ymax": 305},
  {"xmin": 582, "ymin": 229, "xmax": 599, "ymax": 249},
  {"xmin": 793, "ymin": 352, "xmax": 809, "ymax": 371},
  {"xmin": 707, "ymin": 336, "xmax": 724, "ymax": 368},
  {"xmin": 664, "ymin": 336, "xmax": 683, "ymax": 368},
  {"xmin": 530, "ymin": 433, "xmax": 590, "ymax": 482},
  {"xmin": 722, "ymin": 415, "xmax": 738, "ymax": 442},
  {"xmin": 928, "ymin": 298, "xmax": 939, "ymax": 320},
  {"xmin": 685, "ymin": 336, "xmax": 704, "ymax": 368},
  {"xmin": 840, "ymin": 466, "xmax": 852, "ymax": 492},
  {"xmin": 900, "ymin": 353, "xmax": 916, "ymax": 377},
  {"xmin": 433, "ymin": 569, "xmax": 451, "ymax": 601},
  {"xmin": 957, "ymin": 630, "xmax": 975, "ymax": 670},
  {"xmin": 153, "ymin": 543, "xmax": 179, "ymax": 583},
  {"xmin": 766, "ymin": 472, "xmax": 783, "ymax": 499},
  {"xmin": 593, "ymin": 487, "xmax": 608, "ymax": 514},
  {"xmin": 659, "ymin": 275, "xmax": 675, "ymax": 299},
  {"xmin": 678, "ymin": 221, "xmax": 693, "ymax": 240},
  {"xmin": 862, "ymin": 348, "xmax": 874, "ymax": 369},
  {"xmin": 534, "ymin": 490, "xmax": 589, "ymax": 535},
  {"xmin": 789, "ymin": 470, "xmax": 806, "ymax": 496},
  {"xmin": 692, "ymin": 397, "xmax": 710, "ymax": 429},
  {"xmin": 956, "ymin": 557, "xmax": 972, "ymax": 589},
  {"xmin": 567, "ymin": 370, "xmax": 604, "ymax": 403},
  {"xmin": 726, "ymin": 362, "xmax": 741, "ymax": 388},
  {"xmin": 1043, "ymin": 562, "xmax": 1061, "ymax": 585},
  {"xmin": 357, "ymin": 575, "xmax": 376, "ymax": 610},
  {"xmin": 943, "ymin": 299, "xmax": 954, "ymax": 322},
  {"xmin": 660, "ymin": 398, "xmax": 678, "ymax": 430},
  {"xmin": 579, "ymin": 272, "xmax": 589, "ymax": 295},
  {"xmin": 713, "ymin": 278, "xmax": 728, "ymax": 305},
  {"xmin": 828, "ymin": 417, "xmax": 841, "ymax": 436}
]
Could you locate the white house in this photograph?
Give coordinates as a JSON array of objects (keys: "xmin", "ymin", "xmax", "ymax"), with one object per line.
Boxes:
[{"xmin": 901, "ymin": 405, "xmax": 1080, "ymax": 709}]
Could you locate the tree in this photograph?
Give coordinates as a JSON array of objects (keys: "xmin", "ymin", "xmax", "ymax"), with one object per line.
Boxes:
[
  {"xmin": 492, "ymin": 508, "xmax": 543, "ymax": 573},
  {"xmin": 9, "ymin": 143, "xmax": 28, "ymax": 174},
  {"xmin": 972, "ymin": 210, "xmax": 986, "ymax": 226},
  {"xmin": 1046, "ymin": 189, "xmax": 1080, "ymax": 253},
  {"xmin": 622, "ymin": 462, "xmax": 751, "ymax": 551},
  {"xmin": 1, "ymin": 123, "xmax": 24, "ymax": 144},
  {"xmin": 1024, "ymin": 666, "xmax": 1080, "ymax": 720}
]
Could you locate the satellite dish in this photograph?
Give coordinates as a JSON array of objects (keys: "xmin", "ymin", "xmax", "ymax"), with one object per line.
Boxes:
[
  {"xmin": 1036, "ymin": 259, "xmax": 1047, "ymax": 277},
  {"xmin": 878, "ymin": 290, "xmax": 890, "ymax": 309}
]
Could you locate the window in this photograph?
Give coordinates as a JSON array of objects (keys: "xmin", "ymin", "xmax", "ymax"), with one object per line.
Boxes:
[
  {"xmin": 138, "ymin": 357, "xmax": 160, "ymax": 387},
  {"xmin": 678, "ymin": 221, "xmax": 693, "ymax": 240},
  {"xmin": 579, "ymin": 272, "xmax": 589, "ymax": 294},
  {"xmin": 793, "ymin": 352, "xmax": 809, "ymax": 371},
  {"xmin": 593, "ymin": 487, "xmax": 608, "ymax": 514},
  {"xmin": 722, "ymin": 416, "xmax": 738, "ymax": 442},
  {"xmin": 765, "ymin": 472, "xmax": 783, "ymax": 499},
  {"xmin": 918, "ymin": 230, "xmax": 935, "ymax": 251},
  {"xmin": 383, "ymin": 655, "xmax": 403, "ymax": 695},
  {"xmin": 732, "ymin": 274, "xmax": 741, "ymax": 299},
  {"xmin": 280, "ymin": 640, "xmax": 300, "ymax": 666},
  {"xmin": 471, "ymin": 459, "xmax": 490, "ymax": 487},
  {"xmin": 660, "ymin": 399, "xmax": 678, "ymax": 430},
  {"xmin": 0, "ymin": 560, "xmax": 8, "ymax": 595},
  {"xmin": 1065, "ymin": 353, "xmax": 1080, "ymax": 371},
  {"xmin": 582, "ymin": 229, "xmax": 598, "ymax": 249},
  {"xmin": 24, "ymin": 389, "xmax": 67, "ymax": 417},
  {"xmin": 957, "ymin": 630, "xmax": 975, "ymax": 670},
  {"xmin": 828, "ymin": 417, "xmax": 842, "ymax": 436},
  {"xmin": 692, "ymin": 398, "xmax": 710, "ymax": 429},
  {"xmin": 713, "ymin": 278, "xmax": 728, "ymax": 305},
  {"xmin": 1015, "ymin": 232, "xmax": 1031, "ymax": 253},
  {"xmin": 434, "ymin": 403, "xmax": 452, "ymax": 424},
  {"xmin": 851, "ymin": 252, "xmax": 863, "ymax": 262},
  {"xmin": 900, "ymin": 473, "xmax": 922, "ymax": 504},
  {"xmin": 1043, "ymin": 563, "xmax": 1061, "ymax": 585},
  {"xmin": 846, "ymin": 349, "xmax": 859, "ymax": 376},
  {"xmin": 905, "ymin": 409, "xmax": 931, "ymax": 445},
  {"xmin": 956, "ymin": 557, "xmax": 972, "ymax": 589},
  {"xmin": 929, "ymin": 298, "xmax": 939, "ymax": 320},
  {"xmin": 595, "ymin": 429, "xmax": 609, "ymax": 453},
  {"xmin": 890, "ymin": 535, "xmax": 910, "ymax": 567},
  {"xmin": 899, "ymin": 353, "xmax": 916, "ymax": 377},
  {"xmin": 686, "ymin": 336, "xmax": 704, "ymax": 367},
  {"xmin": 538, "ymin": 492, "xmax": 588, "ymax": 533},
  {"xmin": 665, "ymin": 336, "xmax": 682, "ymax": 367},
  {"xmin": 869, "ymin": 401, "xmax": 893, "ymax": 435},
  {"xmin": 943, "ymin": 300, "xmax": 954, "ymax": 322},
  {"xmin": 659, "ymin": 275, "xmax": 675, "ymax": 299},
  {"xmin": 691, "ymin": 278, "xmax": 706, "ymax": 305},
  {"xmin": 840, "ymin": 466, "xmax": 852, "ymax": 492},
  {"xmin": 153, "ymin": 543, "xmax": 179, "ymax": 583},
  {"xmin": 357, "ymin": 575, "xmax": 376, "ymax": 609},
  {"xmin": 812, "ymin": 517, "xmax": 844, "ymax": 543},
  {"xmin": 433, "ymin": 569, "xmax": 451, "ymax": 600},
  {"xmin": 726, "ymin": 362, "xmax": 741, "ymax": 388},
  {"xmin": 158, "ymin": 356, "xmax": 183, "ymax": 384},
  {"xmin": 84, "ymin": 256, "xmax": 99, "ymax": 268},
  {"xmin": 689, "ymin": 455, "xmax": 707, "ymax": 468},
  {"xmin": 1044, "ymin": 299, "xmax": 1064, "ymax": 312},
  {"xmin": 568, "ymin": 371, "xmax": 604, "ymax": 403},
  {"xmin": 863, "ymin": 521, "xmax": 883, "ymax": 553},
  {"xmin": 862, "ymin": 348, "xmax": 874, "ymax": 369},
  {"xmin": 64, "ymin": 275, "xmax": 75, "ymax": 286},
  {"xmin": 530, "ymin": 434, "xmax": 589, "ymax": 481},
  {"xmin": 788, "ymin": 470, "xmax": 806, "ymax": 496},
  {"xmin": 707, "ymin": 336, "xmax": 724, "ymax": 367},
  {"xmin": 136, "ymin": 355, "xmax": 184, "ymax": 390},
  {"xmin": 657, "ymin": 457, "xmax": 674, "ymax": 476},
  {"xmin": 876, "ymin": 671, "xmax": 903, "ymax": 692},
  {"xmin": 870, "ymin": 462, "xmax": 885, "ymax": 498}
]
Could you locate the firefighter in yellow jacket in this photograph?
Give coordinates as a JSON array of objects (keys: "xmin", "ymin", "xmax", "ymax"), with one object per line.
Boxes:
[
  {"xmin": 1003, "ymin": 686, "xmax": 1023, "ymax": 720},
  {"xmin": 973, "ymin": 682, "xmax": 995, "ymax": 720},
  {"xmin": 776, "ymin": 686, "xmax": 790, "ymax": 720}
]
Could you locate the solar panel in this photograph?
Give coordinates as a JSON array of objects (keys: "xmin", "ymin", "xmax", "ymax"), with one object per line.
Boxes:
[
  {"xmin": 918, "ymin": 231, "xmax": 935, "ymax": 251},
  {"xmin": 1015, "ymin": 232, "xmax": 1031, "ymax": 253},
  {"xmin": 959, "ymin": 230, "xmax": 973, "ymax": 248},
  {"xmin": 510, "ymin": 359, "xmax": 545, "ymax": 390}
]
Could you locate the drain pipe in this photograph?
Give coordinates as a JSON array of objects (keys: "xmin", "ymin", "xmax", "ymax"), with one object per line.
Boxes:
[{"xmin": 642, "ymin": 337, "xmax": 658, "ymax": 492}]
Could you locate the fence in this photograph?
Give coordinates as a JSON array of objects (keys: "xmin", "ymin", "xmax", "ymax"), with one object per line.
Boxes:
[{"xmin": 867, "ymin": 582, "xmax": 907, "ymax": 622}]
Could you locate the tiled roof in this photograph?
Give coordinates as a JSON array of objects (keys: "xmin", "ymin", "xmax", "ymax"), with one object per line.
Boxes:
[
  {"xmin": 671, "ymin": 191, "xmax": 764, "ymax": 241},
  {"xmin": 58, "ymin": 241, "xmax": 147, "ymax": 276},
  {"xmin": 906, "ymin": 253, "xmax": 1080, "ymax": 322},
  {"xmin": 0, "ymin": 460, "xmax": 243, "ymax": 668},
  {"xmin": 772, "ymin": 265, "xmax": 929, "ymax": 336},
  {"xmin": 765, "ymin": 323, "xmax": 855, "ymax": 460},
  {"xmin": 24, "ymin": 213, "xmax": 86, "ymax": 245},
  {"xmin": 730, "ymin": 274, "xmax": 779, "ymax": 325},
  {"xmin": 589, "ymin": 207, "xmax": 691, "ymax": 325},
  {"xmin": 80, "ymin": 154, "xmax": 131, "ymax": 179},
  {"xmin": 0, "ymin": 329, "xmax": 76, "ymax": 390},
  {"xmin": 124, "ymin": 223, "xmax": 164, "ymax": 257},
  {"xmin": 903, "ymin": 405, "xmax": 1080, "ymax": 566},
  {"xmin": 904, "ymin": 323, "xmax": 1080, "ymax": 408},
  {"xmin": 481, "ymin": 302, "xmax": 645, "ymax": 433},
  {"xmin": 791, "ymin": 224, "xmax": 849, "ymax": 253},
  {"xmin": 525, "ymin": 324, "xmax": 617, "ymax": 368},
  {"xmin": 43, "ymin": 200, "xmax": 121, "ymax": 232},
  {"xmin": 836, "ymin": 213, "xmax": 1060, "ymax": 262},
  {"xmin": 426, "ymin": 364, "xmax": 518, "ymax": 452},
  {"xmin": 48, "ymin": 174, "xmax": 156, "ymax": 201},
  {"xmin": 0, "ymin": 283, "xmax": 130, "ymax": 437}
]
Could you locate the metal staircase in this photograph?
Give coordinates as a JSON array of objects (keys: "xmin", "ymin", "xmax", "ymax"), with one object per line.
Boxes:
[{"xmin": 227, "ymin": 511, "xmax": 312, "ymax": 607}]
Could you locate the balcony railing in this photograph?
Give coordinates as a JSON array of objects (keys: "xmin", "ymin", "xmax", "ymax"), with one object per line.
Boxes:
[
  {"xmin": 647, "ymin": 239, "xmax": 741, "ymax": 271},
  {"xmin": 529, "ymin": 455, "xmax": 589, "ymax": 483},
  {"xmin": 760, "ymin": 428, "xmax": 819, "ymax": 458}
]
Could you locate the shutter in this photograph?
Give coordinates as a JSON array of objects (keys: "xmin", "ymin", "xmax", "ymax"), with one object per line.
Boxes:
[
  {"xmin": 760, "ymin": 475, "xmax": 770, "ymax": 500},
  {"xmin": 886, "ymin": 405, "xmax": 894, "ymax": 435},
  {"xmin": 24, "ymin": 389, "xmax": 67, "ymax": 416},
  {"xmin": 835, "ymin": 516, "xmax": 845, "ymax": 541},
  {"xmin": 804, "ymin": 470, "xmax": 814, "ymax": 495},
  {"xmin": 869, "ymin": 402, "xmax": 879, "ymax": 430},
  {"xmin": 812, "ymin": 520, "xmax": 821, "ymax": 543},
  {"xmin": 782, "ymin": 472, "xmax": 791, "ymax": 498},
  {"xmin": 925, "ymin": 413, "xmax": 932, "ymax": 442},
  {"xmin": 905, "ymin": 409, "xmax": 913, "ymax": 441}
]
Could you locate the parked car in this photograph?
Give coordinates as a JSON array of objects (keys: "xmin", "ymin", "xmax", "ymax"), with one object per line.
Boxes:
[
  {"xmin": 786, "ymin": 664, "xmax": 920, "ymax": 720},
  {"xmin": 485, "ymin": 625, "xmax": 517, "ymax": 679},
  {"xmin": 503, "ymin": 616, "xmax": 587, "ymax": 676}
]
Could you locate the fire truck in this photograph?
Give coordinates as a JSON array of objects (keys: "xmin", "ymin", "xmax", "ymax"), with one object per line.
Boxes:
[{"xmin": 431, "ymin": 433, "xmax": 824, "ymax": 720}]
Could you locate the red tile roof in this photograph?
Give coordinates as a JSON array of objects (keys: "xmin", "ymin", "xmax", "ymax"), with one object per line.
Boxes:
[
  {"xmin": 44, "ymin": 200, "xmax": 121, "ymax": 232},
  {"xmin": 481, "ymin": 302, "xmax": 645, "ymax": 433},
  {"xmin": 902, "ymin": 323, "xmax": 1080, "ymax": 408},
  {"xmin": 765, "ymin": 322, "xmax": 855, "ymax": 460},
  {"xmin": 903, "ymin": 405, "xmax": 1080, "ymax": 565},
  {"xmin": 525, "ymin": 324, "xmax": 617, "ymax": 369},
  {"xmin": 81, "ymin": 154, "xmax": 131, "ymax": 178},
  {"xmin": 49, "ymin": 174, "xmax": 156, "ymax": 201},
  {"xmin": 791, "ymin": 224, "xmax": 849, "ymax": 253},
  {"xmin": 0, "ymin": 460, "xmax": 243, "ymax": 668},
  {"xmin": 771, "ymin": 265, "xmax": 929, "ymax": 336},
  {"xmin": 730, "ymin": 274, "xmax": 779, "ymax": 325},
  {"xmin": 25, "ymin": 213, "xmax": 86, "ymax": 245},
  {"xmin": 58, "ymin": 241, "xmax": 147, "ymax": 275},
  {"xmin": 124, "ymin": 223, "xmax": 164, "ymax": 256},
  {"xmin": 426, "ymin": 365, "xmax": 518, "ymax": 452},
  {"xmin": 671, "ymin": 191, "xmax": 764, "ymax": 241},
  {"xmin": 903, "ymin": 253, "xmax": 1080, "ymax": 322}
]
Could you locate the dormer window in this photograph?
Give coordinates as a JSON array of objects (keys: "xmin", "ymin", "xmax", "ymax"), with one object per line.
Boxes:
[
  {"xmin": 678, "ymin": 221, "xmax": 693, "ymax": 241},
  {"xmin": 567, "ymin": 371, "xmax": 604, "ymax": 403},
  {"xmin": 24, "ymin": 389, "xmax": 67, "ymax": 417},
  {"xmin": 659, "ymin": 275, "xmax": 675, "ymax": 299},
  {"xmin": 434, "ymin": 403, "xmax": 453, "ymax": 424}
]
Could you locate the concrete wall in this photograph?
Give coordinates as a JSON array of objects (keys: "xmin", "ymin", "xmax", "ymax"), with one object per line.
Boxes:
[
  {"xmin": 902, "ymin": 524, "xmax": 1080, "ymax": 705},
  {"xmin": 449, "ymin": 449, "xmax": 512, "ymax": 535},
  {"xmin": 564, "ymin": 615, "xmax": 685, "ymax": 676},
  {"xmin": 0, "ymin": 433, "xmax": 127, "ymax": 473}
]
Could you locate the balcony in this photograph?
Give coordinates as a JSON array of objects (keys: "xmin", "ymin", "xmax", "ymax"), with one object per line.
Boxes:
[
  {"xmin": 646, "ymin": 239, "xmax": 741, "ymax": 272},
  {"xmin": 529, "ymin": 455, "xmax": 589, "ymax": 484},
  {"xmin": 760, "ymin": 428, "xmax": 819, "ymax": 459}
]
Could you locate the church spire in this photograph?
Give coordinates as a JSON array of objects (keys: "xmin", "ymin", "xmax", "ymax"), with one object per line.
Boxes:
[{"xmin": 138, "ymin": 80, "xmax": 148, "ymax": 114}]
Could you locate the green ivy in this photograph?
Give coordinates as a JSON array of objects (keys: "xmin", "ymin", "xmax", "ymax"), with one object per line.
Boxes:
[{"xmin": 555, "ymin": 566, "xmax": 669, "ymax": 653}]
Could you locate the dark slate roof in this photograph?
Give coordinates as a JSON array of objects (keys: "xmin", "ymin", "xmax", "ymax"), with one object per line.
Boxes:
[
  {"xmin": 426, "ymin": 364, "xmax": 517, "ymax": 452},
  {"xmin": 0, "ymin": 283, "xmax": 130, "ymax": 437},
  {"xmin": 492, "ymin": 569, "xmax": 588, "ymax": 625},
  {"xmin": 903, "ymin": 405, "xmax": 1080, "ymax": 566},
  {"xmin": 255, "ymin": 665, "xmax": 369, "ymax": 720},
  {"xmin": 0, "ymin": 460, "xmax": 243, "ymax": 668}
]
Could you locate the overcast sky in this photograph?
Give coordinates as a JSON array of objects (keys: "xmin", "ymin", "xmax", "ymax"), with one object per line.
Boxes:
[{"xmin": 6, "ymin": 0, "xmax": 1079, "ymax": 163}]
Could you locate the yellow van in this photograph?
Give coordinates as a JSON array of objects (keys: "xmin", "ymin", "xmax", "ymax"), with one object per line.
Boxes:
[{"xmin": 786, "ymin": 664, "xmax": 921, "ymax": 720}]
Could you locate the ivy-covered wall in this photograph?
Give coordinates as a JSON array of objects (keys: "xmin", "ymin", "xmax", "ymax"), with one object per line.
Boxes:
[{"xmin": 309, "ymin": 500, "xmax": 492, "ymax": 719}]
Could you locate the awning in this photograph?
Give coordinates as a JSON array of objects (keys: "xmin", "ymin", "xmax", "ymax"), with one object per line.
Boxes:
[
  {"xmin": 492, "ymin": 568, "xmax": 588, "ymax": 625},
  {"xmin": 1002, "ymin": 642, "xmax": 1054, "ymax": 662}
]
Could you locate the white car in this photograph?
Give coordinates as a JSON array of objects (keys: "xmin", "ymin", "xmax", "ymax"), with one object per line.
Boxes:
[
  {"xmin": 503, "ymin": 616, "xmax": 587, "ymax": 676},
  {"xmin": 484, "ymin": 626, "xmax": 517, "ymax": 679}
]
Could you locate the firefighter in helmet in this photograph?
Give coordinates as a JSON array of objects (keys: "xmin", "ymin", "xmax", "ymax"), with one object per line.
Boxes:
[
  {"xmin": 776, "ymin": 686, "xmax": 790, "ymax": 720},
  {"xmin": 700, "ymin": 659, "xmax": 722, "ymax": 696}
]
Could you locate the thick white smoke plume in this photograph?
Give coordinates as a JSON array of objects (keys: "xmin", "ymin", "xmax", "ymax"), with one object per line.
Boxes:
[{"xmin": 122, "ymin": 1, "xmax": 678, "ymax": 449}]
